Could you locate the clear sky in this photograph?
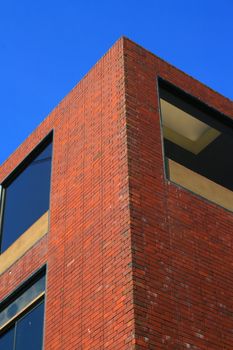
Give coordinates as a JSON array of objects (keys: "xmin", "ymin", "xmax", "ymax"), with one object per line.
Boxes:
[{"xmin": 0, "ymin": 0, "xmax": 232, "ymax": 164}]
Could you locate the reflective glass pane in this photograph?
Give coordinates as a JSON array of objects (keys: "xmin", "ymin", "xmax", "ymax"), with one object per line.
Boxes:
[
  {"xmin": 0, "ymin": 275, "xmax": 45, "ymax": 328},
  {"xmin": 0, "ymin": 326, "xmax": 14, "ymax": 350},
  {"xmin": 15, "ymin": 302, "xmax": 44, "ymax": 350},
  {"xmin": 1, "ymin": 142, "xmax": 52, "ymax": 252}
]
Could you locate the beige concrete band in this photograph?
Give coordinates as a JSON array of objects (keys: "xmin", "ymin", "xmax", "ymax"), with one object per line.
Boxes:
[
  {"xmin": 169, "ymin": 159, "xmax": 233, "ymax": 212},
  {"xmin": 0, "ymin": 211, "xmax": 49, "ymax": 275}
]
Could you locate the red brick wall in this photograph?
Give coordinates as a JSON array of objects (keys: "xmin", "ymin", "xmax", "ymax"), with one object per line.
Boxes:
[
  {"xmin": 1, "ymin": 37, "xmax": 233, "ymax": 350},
  {"xmin": 45, "ymin": 38, "xmax": 134, "ymax": 350},
  {"xmin": 124, "ymin": 38, "xmax": 233, "ymax": 349},
  {"xmin": 0, "ymin": 38, "xmax": 135, "ymax": 350}
]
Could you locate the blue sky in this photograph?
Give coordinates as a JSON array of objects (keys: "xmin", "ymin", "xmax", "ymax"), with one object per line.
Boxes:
[{"xmin": 0, "ymin": 0, "xmax": 232, "ymax": 164}]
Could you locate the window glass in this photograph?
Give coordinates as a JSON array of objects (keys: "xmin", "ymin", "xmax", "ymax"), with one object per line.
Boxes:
[
  {"xmin": 0, "ymin": 271, "xmax": 45, "ymax": 350},
  {"xmin": 1, "ymin": 141, "xmax": 52, "ymax": 253},
  {"xmin": 0, "ymin": 275, "xmax": 45, "ymax": 328},
  {"xmin": 15, "ymin": 302, "xmax": 44, "ymax": 350},
  {"xmin": 0, "ymin": 327, "xmax": 14, "ymax": 350}
]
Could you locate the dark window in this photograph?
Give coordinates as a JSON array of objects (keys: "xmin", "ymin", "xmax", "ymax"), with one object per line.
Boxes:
[
  {"xmin": 15, "ymin": 302, "xmax": 44, "ymax": 350},
  {"xmin": 0, "ymin": 138, "xmax": 52, "ymax": 253},
  {"xmin": 0, "ymin": 271, "xmax": 45, "ymax": 350},
  {"xmin": 0, "ymin": 327, "xmax": 14, "ymax": 350},
  {"xmin": 0, "ymin": 301, "xmax": 45, "ymax": 350},
  {"xmin": 0, "ymin": 274, "xmax": 45, "ymax": 328},
  {"xmin": 159, "ymin": 80, "xmax": 233, "ymax": 211}
]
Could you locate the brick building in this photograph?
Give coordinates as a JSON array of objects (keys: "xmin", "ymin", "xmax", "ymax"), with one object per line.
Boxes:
[{"xmin": 0, "ymin": 37, "xmax": 233, "ymax": 349}]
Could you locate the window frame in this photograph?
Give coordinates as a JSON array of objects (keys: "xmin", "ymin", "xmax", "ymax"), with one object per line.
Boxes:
[
  {"xmin": 0, "ymin": 266, "xmax": 46, "ymax": 337},
  {"xmin": 0, "ymin": 132, "xmax": 53, "ymax": 253},
  {"xmin": 0, "ymin": 296, "xmax": 45, "ymax": 347}
]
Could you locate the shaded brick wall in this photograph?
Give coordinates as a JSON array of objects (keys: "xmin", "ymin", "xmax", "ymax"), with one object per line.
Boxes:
[{"xmin": 124, "ymin": 38, "xmax": 233, "ymax": 349}]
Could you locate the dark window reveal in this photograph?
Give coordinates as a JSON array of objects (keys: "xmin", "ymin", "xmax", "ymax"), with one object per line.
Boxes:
[
  {"xmin": 0, "ymin": 139, "xmax": 52, "ymax": 253},
  {"xmin": 159, "ymin": 80, "xmax": 233, "ymax": 211}
]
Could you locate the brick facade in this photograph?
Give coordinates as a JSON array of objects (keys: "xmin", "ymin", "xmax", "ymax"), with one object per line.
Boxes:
[{"xmin": 0, "ymin": 37, "xmax": 233, "ymax": 349}]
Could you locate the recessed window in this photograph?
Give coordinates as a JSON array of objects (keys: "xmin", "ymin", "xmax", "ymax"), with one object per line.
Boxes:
[
  {"xmin": 0, "ymin": 137, "xmax": 52, "ymax": 253},
  {"xmin": 159, "ymin": 80, "xmax": 233, "ymax": 211},
  {"xmin": 0, "ymin": 270, "xmax": 46, "ymax": 350}
]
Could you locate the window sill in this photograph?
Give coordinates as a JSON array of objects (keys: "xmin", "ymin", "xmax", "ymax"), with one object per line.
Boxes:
[{"xmin": 168, "ymin": 159, "xmax": 233, "ymax": 212}]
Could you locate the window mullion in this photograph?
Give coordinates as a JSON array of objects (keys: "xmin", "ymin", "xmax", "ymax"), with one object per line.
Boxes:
[
  {"xmin": 13, "ymin": 322, "xmax": 17, "ymax": 350},
  {"xmin": 0, "ymin": 186, "xmax": 5, "ymax": 253}
]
